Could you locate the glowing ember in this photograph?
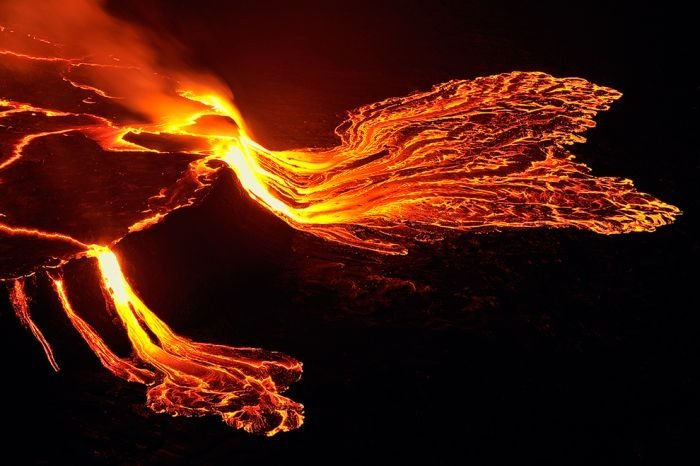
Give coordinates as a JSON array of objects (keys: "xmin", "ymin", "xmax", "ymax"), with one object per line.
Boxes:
[{"xmin": 0, "ymin": 0, "xmax": 679, "ymax": 435}]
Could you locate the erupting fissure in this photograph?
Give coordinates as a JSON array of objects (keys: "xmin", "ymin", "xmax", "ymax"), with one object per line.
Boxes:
[{"xmin": 0, "ymin": 1, "xmax": 679, "ymax": 436}]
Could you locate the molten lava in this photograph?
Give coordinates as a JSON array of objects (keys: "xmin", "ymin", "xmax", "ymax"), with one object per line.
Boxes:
[
  {"xmin": 0, "ymin": 0, "xmax": 680, "ymax": 435},
  {"xmin": 53, "ymin": 248, "xmax": 303, "ymax": 434},
  {"xmin": 7, "ymin": 279, "xmax": 59, "ymax": 372}
]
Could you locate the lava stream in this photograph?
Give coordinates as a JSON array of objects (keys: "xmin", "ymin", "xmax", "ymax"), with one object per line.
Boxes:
[
  {"xmin": 54, "ymin": 248, "xmax": 303, "ymax": 435},
  {"xmin": 7, "ymin": 279, "xmax": 60, "ymax": 372}
]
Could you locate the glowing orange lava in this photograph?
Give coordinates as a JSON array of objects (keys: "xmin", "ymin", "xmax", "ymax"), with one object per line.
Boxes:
[
  {"xmin": 53, "ymin": 248, "xmax": 303, "ymax": 434},
  {"xmin": 7, "ymin": 279, "xmax": 60, "ymax": 372},
  {"xmin": 0, "ymin": 0, "xmax": 680, "ymax": 435}
]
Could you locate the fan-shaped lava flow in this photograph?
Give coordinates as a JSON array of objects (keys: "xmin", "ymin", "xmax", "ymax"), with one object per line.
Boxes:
[{"xmin": 53, "ymin": 248, "xmax": 303, "ymax": 435}]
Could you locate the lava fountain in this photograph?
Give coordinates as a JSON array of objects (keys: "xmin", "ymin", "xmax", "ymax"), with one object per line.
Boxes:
[{"xmin": 0, "ymin": 0, "xmax": 679, "ymax": 435}]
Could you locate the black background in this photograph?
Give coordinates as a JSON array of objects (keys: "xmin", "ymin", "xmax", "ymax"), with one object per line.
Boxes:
[{"xmin": 2, "ymin": 1, "xmax": 697, "ymax": 463}]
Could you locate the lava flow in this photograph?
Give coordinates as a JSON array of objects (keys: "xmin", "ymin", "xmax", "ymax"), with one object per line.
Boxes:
[
  {"xmin": 0, "ymin": 0, "xmax": 680, "ymax": 435},
  {"xmin": 53, "ymin": 247, "xmax": 304, "ymax": 434}
]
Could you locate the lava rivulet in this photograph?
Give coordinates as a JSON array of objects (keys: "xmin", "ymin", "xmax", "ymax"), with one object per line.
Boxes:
[
  {"xmin": 7, "ymin": 279, "xmax": 60, "ymax": 372},
  {"xmin": 0, "ymin": 0, "xmax": 680, "ymax": 436}
]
